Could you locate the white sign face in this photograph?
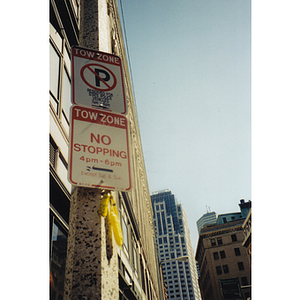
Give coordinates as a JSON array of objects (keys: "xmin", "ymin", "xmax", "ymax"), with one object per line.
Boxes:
[
  {"xmin": 68, "ymin": 105, "xmax": 131, "ymax": 191},
  {"xmin": 72, "ymin": 46, "xmax": 127, "ymax": 114}
]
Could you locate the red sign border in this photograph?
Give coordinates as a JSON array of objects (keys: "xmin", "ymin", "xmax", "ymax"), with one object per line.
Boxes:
[
  {"xmin": 68, "ymin": 105, "xmax": 132, "ymax": 191},
  {"xmin": 80, "ymin": 63, "xmax": 118, "ymax": 92},
  {"xmin": 71, "ymin": 46, "xmax": 127, "ymax": 114}
]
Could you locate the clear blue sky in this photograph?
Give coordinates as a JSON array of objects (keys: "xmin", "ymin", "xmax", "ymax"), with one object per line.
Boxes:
[{"xmin": 119, "ymin": 0, "xmax": 251, "ymax": 250}]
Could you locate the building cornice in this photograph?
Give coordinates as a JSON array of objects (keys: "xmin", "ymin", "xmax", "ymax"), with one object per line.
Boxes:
[{"xmin": 200, "ymin": 224, "xmax": 243, "ymax": 239}]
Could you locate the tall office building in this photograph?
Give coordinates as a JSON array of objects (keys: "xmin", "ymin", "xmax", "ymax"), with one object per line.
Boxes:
[
  {"xmin": 151, "ymin": 190, "xmax": 202, "ymax": 300},
  {"xmin": 196, "ymin": 212, "xmax": 217, "ymax": 235},
  {"xmin": 50, "ymin": 1, "xmax": 163, "ymax": 299}
]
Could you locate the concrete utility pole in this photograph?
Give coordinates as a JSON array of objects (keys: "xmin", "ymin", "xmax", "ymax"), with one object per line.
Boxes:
[{"xmin": 64, "ymin": 1, "xmax": 119, "ymax": 299}]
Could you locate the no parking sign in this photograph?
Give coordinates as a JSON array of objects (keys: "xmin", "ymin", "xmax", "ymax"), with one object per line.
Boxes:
[{"xmin": 71, "ymin": 46, "xmax": 127, "ymax": 114}]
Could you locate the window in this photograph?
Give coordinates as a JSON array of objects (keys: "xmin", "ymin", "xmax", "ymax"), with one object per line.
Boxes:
[
  {"xmin": 49, "ymin": 28, "xmax": 72, "ymax": 134},
  {"xmin": 132, "ymin": 238, "xmax": 138, "ymax": 271},
  {"xmin": 216, "ymin": 266, "xmax": 222, "ymax": 275},
  {"xmin": 222, "ymin": 217, "xmax": 227, "ymax": 223},
  {"xmin": 223, "ymin": 265, "xmax": 229, "ymax": 274},
  {"xmin": 50, "ymin": 215, "xmax": 68, "ymax": 300},
  {"xmin": 157, "ymin": 213, "xmax": 162, "ymax": 235},
  {"xmin": 61, "ymin": 66, "xmax": 71, "ymax": 121},
  {"xmin": 220, "ymin": 250, "xmax": 226, "ymax": 259},
  {"xmin": 210, "ymin": 239, "xmax": 216, "ymax": 246},
  {"xmin": 241, "ymin": 276, "xmax": 248, "ymax": 286},
  {"xmin": 231, "ymin": 234, "xmax": 237, "ymax": 242},
  {"xmin": 122, "ymin": 217, "xmax": 129, "ymax": 251},
  {"xmin": 217, "ymin": 237, "xmax": 223, "ymax": 245},
  {"xmin": 50, "ymin": 43, "xmax": 61, "ymax": 103},
  {"xmin": 238, "ymin": 262, "xmax": 245, "ymax": 271},
  {"xmin": 234, "ymin": 247, "xmax": 241, "ymax": 256},
  {"xmin": 213, "ymin": 252, "xmax": 219, "ymax": 260},
  {"xmin": 49, "ymin": 136, "xmax": 58, "ymax": 167}
]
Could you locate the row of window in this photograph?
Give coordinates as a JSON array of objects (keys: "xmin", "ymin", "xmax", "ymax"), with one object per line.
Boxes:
[
  {"xmin": 213, "ymin": 247, "xmax": 241, "ymax": 260},
  {"xmin": 210, "ymin": 234, "xmax": 238, "ymax": 247},
  {"xmin": 49, "ymin": 25, "xmax": 72, "ymax": 137},
  {"xmin": 158, "ymin": 236, "xmax": 184, "ymax": 244},
  {"xmin": 119, "ymin": 196, "xmax": 159, "ymax": 300},
  {"xmin": 216, "ymin": 262, "xmax": 245, "ymax": 275},
  {"xmin": 165, "ymin": 279, "xmax": 194, "ymax": 299}
]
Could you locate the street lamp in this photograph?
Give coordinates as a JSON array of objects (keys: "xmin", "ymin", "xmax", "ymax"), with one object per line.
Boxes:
[{"xmin": 160, "ymin": 255, "xmax": 189, "ymax": 264}]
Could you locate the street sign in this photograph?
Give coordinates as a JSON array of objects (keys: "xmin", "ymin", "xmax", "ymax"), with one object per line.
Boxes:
[
  {"xmin": 68, "ymin": 105, "xmax": 131, "ymax": 191},
  {"xmin": 71, "ymin": 46, "xmax": 127, "ymax": 114}
]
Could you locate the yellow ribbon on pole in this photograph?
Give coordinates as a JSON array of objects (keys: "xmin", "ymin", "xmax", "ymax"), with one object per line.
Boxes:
[
  {"xmin": 98, "ymin": 191, "xmax": 123, "ymax": 248},
  {"xmin": 109, "ymin": 195, "xmax": 123, "ymax": 248},
  {"xmin": 98, "ymin": 191, "xmax": 111, "ymax": 217}
]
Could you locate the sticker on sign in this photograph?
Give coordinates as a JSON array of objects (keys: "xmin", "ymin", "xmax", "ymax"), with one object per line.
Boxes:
[
  {"xmin": 68, "ymin": 105, "xmax": 131, "ymax": 191},
  {"xmin": 72, "ymin": 46, "xmax": 127, "ymax": 114}
]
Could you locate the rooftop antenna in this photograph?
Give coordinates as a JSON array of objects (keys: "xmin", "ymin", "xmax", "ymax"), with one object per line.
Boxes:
[{"xmin": 206, "ymin": 205, "xmax": 208, "ymax": 213}]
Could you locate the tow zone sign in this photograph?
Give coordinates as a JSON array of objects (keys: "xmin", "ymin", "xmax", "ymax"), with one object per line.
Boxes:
[
  {"xmin": 68, "ymin": 105, "xmax": 131, "ymax": 191},
  {"xmin": 72, "ymin": 46, "xmax": 127, "ymax": 114}
]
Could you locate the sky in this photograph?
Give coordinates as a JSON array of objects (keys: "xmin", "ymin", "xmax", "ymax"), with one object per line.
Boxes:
[
  {"xmin": 1, "ymin": 1, "xmax": 299, "ymax": 298},
  {"xmin": 119, "ymin": 0, "xmax": 251, "ymax": 251}
]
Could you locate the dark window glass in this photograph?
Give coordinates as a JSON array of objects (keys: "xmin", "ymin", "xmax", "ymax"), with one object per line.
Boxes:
[
  {"xmin": 213, "ymin": 252, "xmax": 219, "ymax": 260},
  {"xmin": 50, "ymin": 218, "xmax": 68, "ymax": 300},
  {"xmin": 217, "ymin": 237, "xmax": 223, "ymax": 245},
  {"xmin": 216, "ymin": 266, "xmax": 222, "ymax": 275},
  {"xmin": 231, "ymin": 234, "xmax": 237, "ymax": 242},
  {"xmin": 220, "ymin": 250, "xmax": 226, "ymax": 259},
  {"xmin": 223, "ymin": 265, "xmax": 229, "ymax": 274},
  {"xmin": 241, "ymin": 276, "xmax": 248, "ymax": 286},
  {"xmin": 238, "ymin": 262, "xmax": 245, "ymax": 271},
  {"xmin": 234, "ymin": 247, "xmax": 241, "ymax": 256}
]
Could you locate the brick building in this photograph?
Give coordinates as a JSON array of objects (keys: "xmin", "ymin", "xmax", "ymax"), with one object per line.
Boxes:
[{"xmin": 195, "ymin": 201, "xmax": 251, "ymax": 300}]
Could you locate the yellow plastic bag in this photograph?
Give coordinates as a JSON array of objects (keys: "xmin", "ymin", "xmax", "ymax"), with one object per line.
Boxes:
[
  {"xmin": 109, "ymin": 196, "xmax": 123, "ymax": 248},
  {"xmin": 98, "ymin": 191, "xmax": 110, "ymax": 217}
]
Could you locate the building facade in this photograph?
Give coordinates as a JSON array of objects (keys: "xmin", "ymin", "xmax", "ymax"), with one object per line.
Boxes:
[
  {"xmin": 195, "ymin": 200, "xmax": 251, "ymax": 300},
  {"xmin": 242, "ymin": 209, "xmax": 251, "ymax": 263},
  {"xmin": 151, "ymin": 190, "xmax": 202, "ymax": 300},
  {"xmin": 50, "ymin": 0, "xmax": 163, "ymax": 299},
  {"xmin": 196, "ymin": 212, "xmax": 217, "ymax": 235}
]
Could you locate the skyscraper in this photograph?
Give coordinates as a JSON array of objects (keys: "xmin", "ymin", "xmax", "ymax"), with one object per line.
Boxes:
[
  {"xmin": 196, "ymin": 212, "xmax": 217, "ymax": 235},
  {"xmin": 151, "ymin": 190, "xmax": 202, "ymax": 300}
]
